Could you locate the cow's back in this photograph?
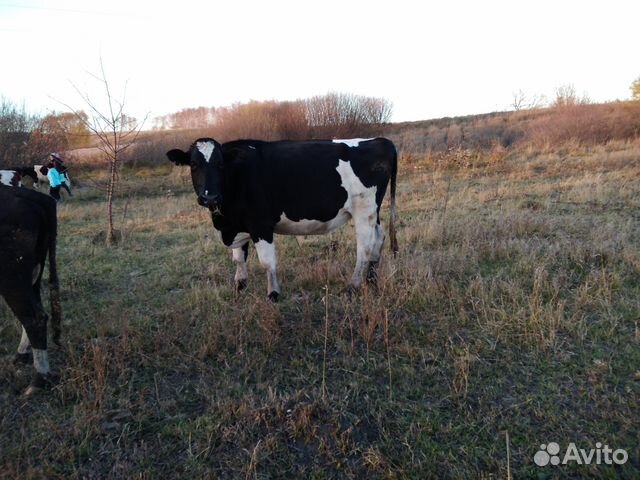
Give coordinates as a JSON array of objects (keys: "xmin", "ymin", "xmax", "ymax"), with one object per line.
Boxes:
[{"xmin": 256, "ymin": 138, "xmax": 396, "ymax": 223}]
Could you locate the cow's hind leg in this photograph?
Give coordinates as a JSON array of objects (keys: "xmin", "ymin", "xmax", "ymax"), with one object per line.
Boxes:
[
  {"xmin": 365, "ymin": 223, "xmax": 385, "ymax": 287},
  {"xmin": 255, "ymin": 239, "xmax": 281, "ymax": 302},
  {"xmin": 351, "ymin": 215, "xmax": 385, "ymax": 290},
  {"xmin": 4, "ymin": 279, "xmax": 54, "ymax": 394},
  {"xmin": 232, "ymin": 242, "xmax": 250, "ymax": 292}
]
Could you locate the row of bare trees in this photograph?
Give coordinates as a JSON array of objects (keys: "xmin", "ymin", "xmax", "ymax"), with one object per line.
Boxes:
[
  {"xmin": 152, "ymin": 92, "xmax": 393, "ymax": 140},
  {"xmin": 153, "ymin": 106, "xmax": 216, "ymax": 130},
  {"xmin": 511, "ymin": 84, "xmax": 593, "ymax": 112}
]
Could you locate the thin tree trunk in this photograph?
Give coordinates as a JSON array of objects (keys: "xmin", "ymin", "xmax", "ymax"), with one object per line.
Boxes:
[{"xmin": 106, "ymin": 158, "xmax": 117, "ymax": 245}]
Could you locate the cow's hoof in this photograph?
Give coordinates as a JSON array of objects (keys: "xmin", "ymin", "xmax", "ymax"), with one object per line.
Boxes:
[
  {"xmin": 236, "ymin": 279, "xmax": 248, "ymax": 292},
  {"xmin": 268, "ymin": 291, "xmax": 279, "ymax": 303},
  {"xmin": 25, "ymin": 372, "xmax": 59, "ymax": 396},
  {"xmin": 340, "ymin": 285, "xmax": 358, "ymax": 300},
  {"xmin": 366, "ymin": 262, "xmax": 379, "ymax": 288},
  {"xmin": 24, "ymin": 384, "xmax": 41, "ymax": 397},
  {"xmin": 13, "ymin": 352, "xmax": 33, "ymax": 365}
]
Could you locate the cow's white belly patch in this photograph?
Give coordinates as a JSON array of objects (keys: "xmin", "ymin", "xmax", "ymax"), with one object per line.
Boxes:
[
  {"xmin": 274, "ymin": 211, "xmax": 351, "ymax": 235},
  {"xmin": 275, "ymin": 159, "xmax": 376, "ymax": 236}
]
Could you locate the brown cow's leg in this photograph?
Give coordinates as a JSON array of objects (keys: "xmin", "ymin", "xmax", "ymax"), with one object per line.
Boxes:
[{"xmin": 3, "ymin": 286, "xmax": 53, "ymax": 394}]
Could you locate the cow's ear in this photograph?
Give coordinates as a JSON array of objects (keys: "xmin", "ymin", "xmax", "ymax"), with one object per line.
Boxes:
[{"xmin": 166, "ymin": 149, "xmax": 190, "ymax": 166}]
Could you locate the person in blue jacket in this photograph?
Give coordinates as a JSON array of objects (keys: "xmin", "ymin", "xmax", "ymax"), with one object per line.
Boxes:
[{"xmin": 47, "ymin": 153, "xmax": 72, "ymax": 201}]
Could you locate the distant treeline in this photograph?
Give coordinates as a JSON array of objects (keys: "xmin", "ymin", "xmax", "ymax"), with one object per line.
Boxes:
[
  {"xmin": 152, "ymin": 92, "xmax": 393, "ymax": 140},
  {"xmin": 118, "ymin": 92, "xmax": 394, "ymax": 168},
  {"xmin": 0, "ymin": 97, "xmax": 91, "ymax": 168},
  {"xmin": 131, "ymin": 99, "xmax": 640, "ymax": 169},
  {"xmin": 3, "ymin": 91, "xmax": 640, "ymax": 171}
]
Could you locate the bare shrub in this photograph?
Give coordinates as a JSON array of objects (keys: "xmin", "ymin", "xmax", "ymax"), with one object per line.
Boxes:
[
  {"xmin": 552, "ymin": 84, "xmax": 590, "ymax": 108},
  {"xmin": 212, "ymin": 93, "xmax": 392, "ymax": 141},
  {"xmin": 119, "ymin": 130, "xmax": 200, "ymax": 169},
  {"xmin": 214, "ymin": 100, "xmax": 309, "ymax": 141},
  {"xmin": 305, "ymin": 92, "xmax": 392, "ymax": 138},
  {"xmin": 511, "ymin": 89, "xmax": 546, "ymax": 111}
]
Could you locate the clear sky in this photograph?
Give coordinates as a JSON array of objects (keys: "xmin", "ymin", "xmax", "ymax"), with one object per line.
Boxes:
[{"xmin": 0, "ymin": 0, "xmax": 638, "ymax": 124}]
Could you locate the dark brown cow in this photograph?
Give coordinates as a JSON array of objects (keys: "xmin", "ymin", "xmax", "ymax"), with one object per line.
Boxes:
[{"xmin": 0, "ymin": 185, "xmax": 61, "ymax": 394}]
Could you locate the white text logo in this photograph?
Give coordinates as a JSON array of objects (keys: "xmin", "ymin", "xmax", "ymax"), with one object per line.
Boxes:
[{"xmin": 534, "ymin": 442, "xmax": 628, "ymax": 466}]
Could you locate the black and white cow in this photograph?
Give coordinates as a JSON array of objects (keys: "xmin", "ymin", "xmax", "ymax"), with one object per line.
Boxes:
[
  {"xmin": 0, "ymin": 167, "xmax": 38, "ymax": 187},
  {"xmin": 34, "ymin": 165, "xmax": 49, "ymax": 185},
  {"xmin": 33, "ymin": 164, "xmax": 73, "ymax": 190},
  {"xmin": 167, "ymin": 137, "xmax": 398, "ymax": 301},
  {"xmin": 0, "ymin": 185, "xmax": 62, "ymax": 394},
  {"xmin": 0, "ymin": 170, "xmax": 22, "ymax": 187}
]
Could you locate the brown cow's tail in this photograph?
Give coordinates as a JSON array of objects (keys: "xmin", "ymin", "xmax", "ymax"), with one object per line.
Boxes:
[
  {"xmin": 48, "ymin": 204, "xmax": 62, "ymax": 346},
  {"xmin": 389, "ymin": 144, "xmax": 399, "ymax": 256}
]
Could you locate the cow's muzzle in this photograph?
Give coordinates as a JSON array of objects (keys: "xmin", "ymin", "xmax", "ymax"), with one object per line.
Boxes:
[{"xmin": 197, "ymin": 193, "xmax": 223, "ymax": 211}]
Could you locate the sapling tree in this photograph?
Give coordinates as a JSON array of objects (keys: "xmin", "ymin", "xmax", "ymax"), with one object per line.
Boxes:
[{"xmin": 63, "ymin": 59, "xmax": 146, "ymax": 245}]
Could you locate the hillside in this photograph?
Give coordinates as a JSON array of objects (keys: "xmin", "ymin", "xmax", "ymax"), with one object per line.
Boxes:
[{"xmin": 64, "ymin": 101, "xmax": 640, "ymax": 173}]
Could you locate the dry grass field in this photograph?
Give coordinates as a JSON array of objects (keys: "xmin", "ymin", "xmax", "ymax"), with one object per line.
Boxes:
[{"xmin": 1, "ymin": 137, "xmax": 639, "ymax": 478}]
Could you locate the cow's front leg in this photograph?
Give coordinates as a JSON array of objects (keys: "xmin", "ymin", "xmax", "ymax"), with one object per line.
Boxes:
[
  {"xmin": 232, "ymin": 242, "xmax": 249, "ymax": 292},
  {"xmin": 255, "ymin": 239, "xmax": 281, "ymax": 302}
]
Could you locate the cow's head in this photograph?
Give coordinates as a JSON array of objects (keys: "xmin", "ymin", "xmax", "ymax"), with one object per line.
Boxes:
[{"xmin": 167, "ymin": 138, "xmax": 224, "ymax": 211}]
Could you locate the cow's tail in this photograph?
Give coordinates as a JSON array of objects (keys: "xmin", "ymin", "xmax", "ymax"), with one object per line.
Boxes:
[
  {"xmin": 389, "ymin": 144, "xmax": 399, "ymax": 256},
  {"xmin": 47, "ymin": 205, "xmax": 62, "ymax": 346}
]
